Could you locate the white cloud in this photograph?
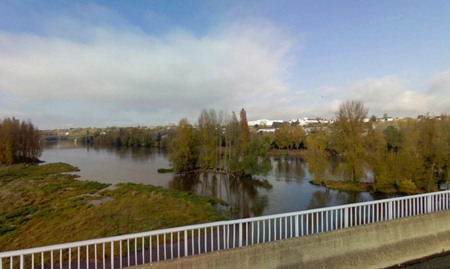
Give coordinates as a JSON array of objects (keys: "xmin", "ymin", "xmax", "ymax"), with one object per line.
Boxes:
[
  {"xmin": 257, "ymin": 71, "xmax": 450, "ymax": 121},
  {"xmin": 0, "ymin": 7, "xmax": 297, "ymax": 128},
  {"xmin": 427, "ymin": 70, "xmax": 450, "ymax": 94},
  {"xmin": 343, "ymin": 73, "xmax": 450, "ymax": 117}
]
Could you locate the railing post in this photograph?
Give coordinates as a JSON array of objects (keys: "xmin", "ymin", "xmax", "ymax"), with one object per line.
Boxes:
[
  {"xmin": 184, "ymin": 230, "xmax": 188, "ymax": 257},
  {"xmin": 20, "ymin": 255, "xmax": 24, "ymax": 269},
  {"xmin": 427, "ymin": 195, "xmax": 432, "ymax": 213},
  {"xmin": 388, "ymin": 201, "xmax": 392, "ymax": 220},
  {"xmin": 344, "ymin": 208, "xmax": 348, "ymax": 228},
  {"xmin": 238, "ymin": 223, "xmax": 242, "ymax": 247},
  {"xmin": 295, "ymin": 215, "xmax": 299, "ymax": 237}
]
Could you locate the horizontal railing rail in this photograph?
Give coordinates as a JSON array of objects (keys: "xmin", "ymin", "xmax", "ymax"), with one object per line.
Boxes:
[{"xmin": 1, "ymin": 190, "xmax": 449, "ymax": 269}]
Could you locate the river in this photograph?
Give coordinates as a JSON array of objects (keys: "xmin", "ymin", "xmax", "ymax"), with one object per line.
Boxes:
[{"xmin": 41, "ymin": 141, "xmax": 388, "ymax": 219}]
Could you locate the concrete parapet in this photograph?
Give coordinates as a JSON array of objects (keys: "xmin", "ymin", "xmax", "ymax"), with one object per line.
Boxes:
[{"xmin": 133, "ymin": 210, "xmax": 450, "ymax": 269}]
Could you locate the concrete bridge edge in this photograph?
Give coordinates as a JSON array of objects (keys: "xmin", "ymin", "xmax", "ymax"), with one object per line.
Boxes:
[{"xmin": 133, "ymin": 210, "xmax": 450, "ymax": 269}]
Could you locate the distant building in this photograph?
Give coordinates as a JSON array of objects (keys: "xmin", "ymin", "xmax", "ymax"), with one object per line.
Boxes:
[
  {"xmin": 248, "ymin": 119, "xmax": 284, "ymax": 127},
  {"xmin": 290, "ymin": 118, "xmax": 319, "ymax": 126},
  {"xmin": 258, "ymin": 128, "xmax": 277, "ymax": 133}
]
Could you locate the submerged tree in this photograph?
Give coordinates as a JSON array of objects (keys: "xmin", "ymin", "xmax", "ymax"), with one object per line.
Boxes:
[
  {"xmin": 331, "ymin": 100, "xmax": 368, "ymax": 182},
  {"xmin": 0, "ymin": 117, "xmax": 42, "ymax": 164},
  {"xmin": 197, "ymin": 109, "xmax": 219, "ymax": 170},
  {"xmin": 169, "ymin": 118, "xmax": 198, "ymax": 173},
  {"xmin": 168, "ymin": 108, "xmax": 272, "ymax": 178},
  {"xmin": 306, "ymin": 130, "xmax": 330, "ymax": 185}
]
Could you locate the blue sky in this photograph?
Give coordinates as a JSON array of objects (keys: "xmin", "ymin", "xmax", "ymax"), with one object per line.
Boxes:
[{"xmin": 0, "ymin": 0, "xmax": 449, "ymax": 129}]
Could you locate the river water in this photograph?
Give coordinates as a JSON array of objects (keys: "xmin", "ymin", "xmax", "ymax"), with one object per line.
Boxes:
[{"xmin": 41, "ymin": 142, "xmax": 387, "ymax": 219}]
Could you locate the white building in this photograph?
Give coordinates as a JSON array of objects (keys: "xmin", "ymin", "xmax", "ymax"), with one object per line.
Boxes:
[
  {"xmin": 248, "ymin": 119, "xmax": 284, "ymax": 127},
  {"xmin": 291, "ymin": 118, "xmax": 319, "ymax": 126}
]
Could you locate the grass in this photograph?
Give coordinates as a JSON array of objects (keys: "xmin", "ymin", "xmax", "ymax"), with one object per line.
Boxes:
[{"xmin": 0, "ymin": 163, "xmax": 226, "ymax": 252}]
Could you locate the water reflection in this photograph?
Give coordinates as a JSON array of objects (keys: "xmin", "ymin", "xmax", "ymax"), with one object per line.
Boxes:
[
  {"xmin": 42, "ymin": 142, "xmax": 388, "ymax": 219},
  {"xmin": 168, "ymin": 173, "xmax": 271, "ymax": 219},
  {"xmin": 308, "ymin": 189, "xmax": 369, "ymax": 210},
  {"xmin": 272, "ymin": 156, "xmax": 307, "ymax": 183}
]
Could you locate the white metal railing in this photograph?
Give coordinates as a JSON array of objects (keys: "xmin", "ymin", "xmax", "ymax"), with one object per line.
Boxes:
[{"xmin": 1, "ymin": 190, "xmax": 449, "ymax": 269}]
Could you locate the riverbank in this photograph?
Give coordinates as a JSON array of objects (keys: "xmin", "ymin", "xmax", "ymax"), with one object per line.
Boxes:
[
  {"xmin": 268, "ymin": 148, "xmax": 307, "ymax": 157},
  {"xmin": 309, "ymin": 179, "xmax": 372, "ymax": 192},
  {"xmin": 0, "ymin": 163, "xmax": 226, "ymax": 251}
]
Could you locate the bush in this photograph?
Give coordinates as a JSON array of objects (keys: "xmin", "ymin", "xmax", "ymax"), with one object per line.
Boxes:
[{"xmin": 157, "ymin": 168, "xmax": 174, "ymax": 173}]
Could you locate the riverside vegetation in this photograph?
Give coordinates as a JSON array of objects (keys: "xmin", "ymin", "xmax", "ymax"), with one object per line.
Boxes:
[
  {"xmin": 167, "ymin": 102, "xmax": 450, "ymax": 194},
  {"xmin": 0, "ymin": 163, "xmax": 225, "ymax": 251},
  {"xmin": 2, "ymin": 99, "xmax": 450, "ymax": 249}
]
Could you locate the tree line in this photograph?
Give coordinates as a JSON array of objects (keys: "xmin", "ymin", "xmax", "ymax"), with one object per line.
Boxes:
[
  {"xmin": 168, "ymin": 108, "xmax": 272, "ymax": 177},
  {"xmin": 306, "ymin": 100, "xmax": 450, "ymax": 194},
  {"xmin": 90, "ymin": 127, "xmax": 162, "ymax": 148},
  {"xmin": 0, "ymin": 117, "xmax": 42, "ymax": 164}
]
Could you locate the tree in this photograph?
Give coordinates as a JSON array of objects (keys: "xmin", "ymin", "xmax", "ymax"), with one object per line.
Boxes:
[
  {"xmin": 274, "ymin": 122, "xmax": 291, "ymax": 150},
  {"xmin": 332, "ymin": 100, "xmax": 368, "ymax": 182},
  {"xmin": 168, "ymin": 118, "xmax": 198, "ymax": 173},
  {"xmin": 0, "ymin": 117, "xmax": 42, "ymax": 164},
  {"xmin": 197, "ymin": 109, "xmax": 219, "ymax": 169},
  {"xmin": 306, "ymin": 130, "xmax": 330, "ymax": 184},
  {"xmin": 240, "ymin": 108, "xmax": 250, "ymax": 155},
  {"xmin": 383, "ymin": 125, "xmax": 404, "ymax": 153},
  {"xmin": 291, "ymin": 125, "xmax": 306, "ymax": 150},
  {"xmin": 238, "ymin": 134, "xmax": 272, "ymax": 176},
  {"xmin": 224, "ymin": 112, "xmax": 241, "ymax": 174}
]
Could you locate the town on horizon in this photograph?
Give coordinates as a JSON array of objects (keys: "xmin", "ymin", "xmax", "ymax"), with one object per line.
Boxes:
[{"xmin": 43, "ymin": 113, "xmax": 444, "ymax": 133}]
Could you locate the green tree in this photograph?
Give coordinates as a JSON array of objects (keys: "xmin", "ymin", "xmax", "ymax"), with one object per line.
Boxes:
[
  {"xmin": 291, "ymin": 125, "xmax": 306, "ymax": 150},
  {"xmin": 332, "ymin": 100, "xmax": 368, "ymax": 182},
  {"xmin": 169, "ymin": 118, "xmax": 198, "ymax": 173},
  {"xmin": 197, "ymin": 109, "xmax": 219, "ymax": 169},
  {"xmin": 238, "ymin": 134, "xmax": 272, "ymax": 176},
  {"xmin": 365, "ymin": 124, "xmax": 397, "ymax": 193},
  {"xmin": 383, "ymin": 125, "xmax": 404, "ymax": 153},
  {"xmin": 224, "ymin": 112, "xmax": 241, "ymax": 174},
  {"xmin": 306, "ymin": 130, "xmax": 330, "ymax": 184}
]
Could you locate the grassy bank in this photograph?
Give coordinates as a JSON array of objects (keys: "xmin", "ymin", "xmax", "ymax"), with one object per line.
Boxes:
[
  {"xmin": 310, "ymin": 179, "xmax": 372, "ymax": 192},
  {"xmin": 0, "ymin": 163, "xmax": 226, "ymax": 251}
]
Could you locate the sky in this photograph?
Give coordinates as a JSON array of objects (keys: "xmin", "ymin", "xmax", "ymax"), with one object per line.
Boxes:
[{"xmin": 0, "ymin": 0, "xmax": 449, "ymax": 129}]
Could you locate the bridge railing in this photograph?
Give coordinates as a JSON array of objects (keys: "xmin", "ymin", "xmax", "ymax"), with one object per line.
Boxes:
[{"xmin": 1, "ymin": 190, "xmax": 449, "ymax": 269}]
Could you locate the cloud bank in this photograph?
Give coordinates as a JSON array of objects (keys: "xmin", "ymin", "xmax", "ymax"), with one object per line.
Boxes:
[
  {"xmin": 0, "ymin": 3, "xmax": 449, "ymax": 129},
  {"xmin": 0, "ymin": 6, "xmax": 296, "ymax": 128}
]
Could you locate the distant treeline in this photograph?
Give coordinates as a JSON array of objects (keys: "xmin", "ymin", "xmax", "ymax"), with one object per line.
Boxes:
[
  {"xmin": 0, "ymin": 117, "xmax": 42, "ymax": 164},
  {"xmin": 90, "ymin": 127, "xmax": 164, "ymax": 148}
]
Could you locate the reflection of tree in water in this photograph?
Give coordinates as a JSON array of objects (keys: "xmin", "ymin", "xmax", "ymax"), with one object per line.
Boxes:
[
  {"xmin": 335, "ymin": 191, "xmax": 365, "ymax": 204},
  {"xmin": 94, "ymin": 147, "xmax": 160, "ymax": 163},
  {"xmin": 168, "ymin": 174, "xmax": 201, "ymax": 192},
  {"xmin": 308, "ymin": 189, "xmax": 333, "ymax": 209},
  {"xmin": 308, "ymin": 189, "xmax": 368, "ymax": 210},
  {"xmin": 273, "ymin": 156, "xmax": 307, "ymax": 182},
  {"xmin": 168, "ymin": 173, "xmax": 272, "ymax": 219}
]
